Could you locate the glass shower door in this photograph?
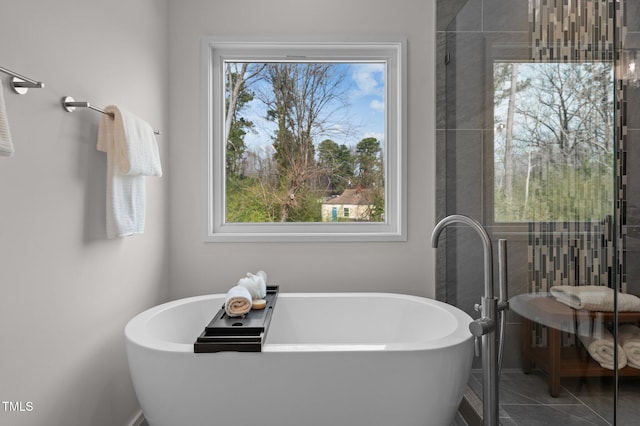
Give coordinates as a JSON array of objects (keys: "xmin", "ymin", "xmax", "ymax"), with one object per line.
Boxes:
[{"xmin": 436, "ymin": 0, "xmax": 638, "ymax": 424}]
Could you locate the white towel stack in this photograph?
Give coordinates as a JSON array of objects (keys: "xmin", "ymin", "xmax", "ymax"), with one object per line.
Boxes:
[
  {"xmin": 0, "ymin": 78, "xmax": 14, "ymax": 157},
  {"xmin": 619, "ymin": 324, "xmax": 640, "ymax": 369},
  {"xmin": 97, "ymin": 105, "xmax": 162, "ymax": 238},
  {"xmin": 577, "ymin": 320, "xmax": 627, "ymax": 370}
]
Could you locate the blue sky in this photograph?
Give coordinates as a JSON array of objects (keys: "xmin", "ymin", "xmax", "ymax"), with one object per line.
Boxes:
[{"xmin": 235, "ymin": 62, "xmax": 386, "ymax": 155}]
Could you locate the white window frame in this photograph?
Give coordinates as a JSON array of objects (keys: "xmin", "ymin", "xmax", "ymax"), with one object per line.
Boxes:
[{"xmin": 201, "ymin": 37, "xmax": 407, "ymax": 242}]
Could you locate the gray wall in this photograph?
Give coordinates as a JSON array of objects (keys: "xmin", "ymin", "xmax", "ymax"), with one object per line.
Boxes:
[
  {"xmin": 0, "ymin": 1, "xmax": 170, "ymax": 425},
  {"xmin": 167, "ymin": 0, "xmax": 438, "ymax": 300},
  {"xmin": 1, "ymin": 0, "xmax": 440, "ymax": 425}
]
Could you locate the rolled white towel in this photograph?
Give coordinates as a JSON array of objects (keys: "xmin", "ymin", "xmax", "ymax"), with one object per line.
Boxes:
[
  {"xmin": 224, "ymin": 285, "xmax": 252, "ymax": 317},
  {"xmin": 577, "ymin": 320, "xmax": 627, "ymax": 370},
  {"xmin": 238, "ymin": 270, "xmax": 267, "ymax": 299},
  {"xmin": 619, "ymin": 324, "xmax": 640, "ymax": 369}
]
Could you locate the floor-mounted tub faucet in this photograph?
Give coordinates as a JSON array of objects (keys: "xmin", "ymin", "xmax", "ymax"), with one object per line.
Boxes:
[{"xmin": 431, "ymin": 214, "xmax": 507, "ymax": 426}]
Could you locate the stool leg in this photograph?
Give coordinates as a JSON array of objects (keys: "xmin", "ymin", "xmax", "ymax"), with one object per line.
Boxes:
[
  {"xmin": 521, "ymin": 317, "xmax": 533, "ymax": 373},
  {"xmin": 548, "ymin": 327, "xmax": 561, "ymax": 397}
]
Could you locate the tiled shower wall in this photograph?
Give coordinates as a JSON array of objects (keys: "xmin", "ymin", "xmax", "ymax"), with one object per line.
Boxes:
[
  {"xmin": 436, "ymin": 0, "xmax": 532, "ymax": 369},
  {"xmin": 624, "ymin": 0, "xmax": 640, "ymax": 297},
  {"xmin": 528, "ymin": 218, "xmax": 615, "ymax": 291},
  {"xmin": 528, "ymin": 0, "xmax": 622, "ymax": 294},
  {"xmin": 436, "ymin": 0, "xmax": 640, "ymax": 369}
]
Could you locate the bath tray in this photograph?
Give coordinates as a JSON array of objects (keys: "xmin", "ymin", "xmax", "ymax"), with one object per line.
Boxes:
[{"xmin": 194, "ymin": 285, "xmax": 279, "ymax": 353}]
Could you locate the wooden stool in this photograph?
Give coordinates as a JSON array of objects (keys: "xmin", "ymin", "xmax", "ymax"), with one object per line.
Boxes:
[{"xmin": 512, "ymin": 294, "xmax": 640, "ymax": 397}]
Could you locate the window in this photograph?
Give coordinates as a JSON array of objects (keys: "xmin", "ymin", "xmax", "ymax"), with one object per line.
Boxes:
[
  {"xmin": 492, "ymin": 61, "xmax": 614, "ymax": 223},
  {"xmin": 202, "ymin": 38, "xmax": 406, "ymax": 241}
]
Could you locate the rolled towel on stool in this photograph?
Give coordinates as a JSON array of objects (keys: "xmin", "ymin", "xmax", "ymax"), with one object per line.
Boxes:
[
  {"xmin": 619, "ymin": 324, "xmax": 640, "ymax": 369},
  {"xmin": 577, "ymin": 320, "xmax": 627, "ymax": 370},
  {"xmin": 224, "ymin": 285, "xmax": 252, "ymax": 317},
  {"xmin": 238, "ymin": 270, "xmax": 267, "ymax": 299}
]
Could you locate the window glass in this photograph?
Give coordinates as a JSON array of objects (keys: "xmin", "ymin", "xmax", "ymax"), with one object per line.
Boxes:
[
  {"xmin": 224, "ymin": 62, "xmax": 385, "ymax": 224},
  {"xmin": 202, "ymin": 39, "xmax": 406, "ymax": 241},
  {"xmin": 493, "ymin": 62, "xmax": 614, "ymax": 222}
]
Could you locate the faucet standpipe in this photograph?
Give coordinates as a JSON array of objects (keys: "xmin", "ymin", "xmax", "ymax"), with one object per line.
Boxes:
[{"xmin": 431, "ymin": 215, "xmax": 501, "ymax": 426}]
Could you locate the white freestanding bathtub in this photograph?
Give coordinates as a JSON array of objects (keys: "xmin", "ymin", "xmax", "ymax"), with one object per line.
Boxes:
[{"xmin": 125, "ymin": 293, "xmax": 474, "ymax": 426}]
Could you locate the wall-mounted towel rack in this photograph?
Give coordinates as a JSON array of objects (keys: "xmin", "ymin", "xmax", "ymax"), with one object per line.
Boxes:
[
  {"xmin": 0, "ymin": 66, "xmax": 45, "ymax": 95},
  {"xmin": 62, "ymin": 96, "xmax": 161, "ymax": 135}
]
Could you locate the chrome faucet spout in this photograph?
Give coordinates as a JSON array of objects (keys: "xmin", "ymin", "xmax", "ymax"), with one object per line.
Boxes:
[
  {"xmin": 431, "ymin": 214, "xmax": 493, "ymax": 299},
  {"xmin": 431, "ymin": 214, "xmax": 500, "ymax": 426}
]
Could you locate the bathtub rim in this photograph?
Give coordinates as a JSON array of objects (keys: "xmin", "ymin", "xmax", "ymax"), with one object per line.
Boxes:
[{"xmin": 125, "ymin": 292, "xmax": 473, "ymax": 354}]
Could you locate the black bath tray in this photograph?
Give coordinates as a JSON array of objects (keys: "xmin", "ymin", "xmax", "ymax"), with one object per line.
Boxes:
[{"xmin": 194, "ymin": 285, "xmax": 279, "ymax": 353}]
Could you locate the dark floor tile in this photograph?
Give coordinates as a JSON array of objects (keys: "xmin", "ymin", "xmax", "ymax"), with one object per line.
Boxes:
[
  {"xmin": 472, "ymin": 370, "xmax": 581, "ymax": 405},
  {"xmin": 465, "ymin": 369, "xmax": 640, "ymax": 425},
  {"xmin": 570, "ymin": 380, "xmax": 640, "ymax": 426},
  {"xmin": 501, "ymin": 404, "xmax": 610, "ymax": 426},
  {"xmin": 617, "ymin": 382, "xmax": 640, "ymax": 425},
  {"xmin": 500, "ymin": 370, "xmax": 581, "ymax": 405},
  {"xmin": 562, "ymin": 376, "xmax": 617, "ymax": 397}
]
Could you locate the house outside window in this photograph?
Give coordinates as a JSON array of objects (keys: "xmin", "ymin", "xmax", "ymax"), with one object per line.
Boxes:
[{"xmin": 321, "ymin": 185, "xmax": 381, "ymax": 222}]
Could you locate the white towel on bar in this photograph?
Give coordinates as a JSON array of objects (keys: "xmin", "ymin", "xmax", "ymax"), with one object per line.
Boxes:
[
  {"xmin": 0, "ymin": 78, "xmax": 14, "ymax": 157},
  {"xmin": 619, "ymin": 324, "xmax": 640, "ymax": 369},
  {"xmin": 577, "ymin": 319, "xmax": 627, "ymax": 370},
  {"xmin": 97, "ymin": 105, "xmax": 162, "ymax": 238},
  {"xmin": 550, "ymin": 285, "xmax": 640, "ymax": 312}
]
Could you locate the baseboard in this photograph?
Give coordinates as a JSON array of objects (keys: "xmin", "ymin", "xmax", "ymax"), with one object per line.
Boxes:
[
  {"xmin": 127, "ymin": 409, "xmax": 147, "ymax": 426},
  {"xmin": 457, "ymin": 385, "xmax": 482, "ymax": 426},
  {"xmin": 130, "ymin": 391, "xmax": 476, "ymax": 426}
]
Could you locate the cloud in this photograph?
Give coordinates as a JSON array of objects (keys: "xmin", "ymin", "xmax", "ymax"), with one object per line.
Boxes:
[
  {"xmin": 349, "ymin": 64, "xmax": 385, "ymax": 116},
  {"xmin": 369, "ymin": 99, "xmax": 384, "ymax": 112},
  {"xmin": 351, "ymin": 63, "xmax": 385, "ymax": 97}
]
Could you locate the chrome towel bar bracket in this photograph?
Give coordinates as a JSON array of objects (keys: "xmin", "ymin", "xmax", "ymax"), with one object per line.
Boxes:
[
  {"xmin": 62, "ymin": 96, "xmax": 161, "ymax": 135},
  {"xmin": 0, "ymin": 66, "xmax": 45, "ymax": 95}
]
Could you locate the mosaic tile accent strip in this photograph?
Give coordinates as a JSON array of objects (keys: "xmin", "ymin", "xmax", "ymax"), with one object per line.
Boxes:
[
  {"xmin": 527, "ymin": 0, "xmax": 626, "ymax": 350},
  {"xmin": 617, "ymin": 65, "xmax": 628, "ymax": 293},
  {"xmin": 527, "ymin": 218, "xmax": 615, "ymax": 292},
  {"xmin": 529, "ymin": 0, "xmax": 617, "ymax": 61},
  {"xmin": 528, "ymin": 0, "xmax": 627, "ymax": 295}
]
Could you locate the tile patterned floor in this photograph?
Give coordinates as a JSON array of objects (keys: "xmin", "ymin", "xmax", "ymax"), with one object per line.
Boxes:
[
  {"xmin": 138, "ymin": 369, "xmax": 640, "ymax": 426},
  {"xmin": 465, "ymin": 369, "xmax": 640, "ymax": 426}
]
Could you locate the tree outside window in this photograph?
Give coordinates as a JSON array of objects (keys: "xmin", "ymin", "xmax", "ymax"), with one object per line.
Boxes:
[
  {"xmin": 493, "ymin": 62, "xmax": 614, "ymax": 222},
  {"xmin": 224, "ymin": 62, "xmax": 385, "ymax": 223}
]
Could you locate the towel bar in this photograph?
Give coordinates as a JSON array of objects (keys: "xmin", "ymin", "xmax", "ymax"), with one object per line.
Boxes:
[
  {"xmin": 62, "ymin": 96, "xmax": 160, "ymax": 135},
  {"xmin": 0, "ymin": 66, "xmax": 44, "ymax": 95}
]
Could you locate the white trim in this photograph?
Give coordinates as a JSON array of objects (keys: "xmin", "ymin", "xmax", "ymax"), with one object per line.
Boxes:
[{"xmin": 200, "ymin": 36, "xmax": 407, "ymax": 242}]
